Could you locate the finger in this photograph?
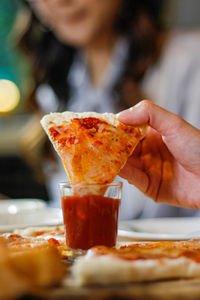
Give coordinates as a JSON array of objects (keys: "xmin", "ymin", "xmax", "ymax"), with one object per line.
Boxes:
[
  {"xmin": 118, "ymin": 100, "xmax": 200, "ymax": 173},
  {"xmin": 132, "ymin": 140, "xmax": 141, "ymax": 156},
  {"xmin": 117, "ymin": 100, "xmax": 185, "ymax": 137},
  {"xmin": 123, "ymin": 155, "xmax": 143, "ymax": 170},
  {"xmin": 119, "ymin": 164, "xmax": 149, "ymax": 194}
]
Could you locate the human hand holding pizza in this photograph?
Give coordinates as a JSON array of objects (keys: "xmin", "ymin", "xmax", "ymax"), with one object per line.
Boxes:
[{"xmin": 117, "ymin": 100, "xmax": 200, "ymax": 209}]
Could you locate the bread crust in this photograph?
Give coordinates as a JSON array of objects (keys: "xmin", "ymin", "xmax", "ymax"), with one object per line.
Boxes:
[
  {"xmin": 72, "ymin": 254, "xmax": 200, "ymax": 286},
  {"xmin": 41, "ymin": 112, "xmax": 120, "ymax": 131},
  {"xmin": 40, "ymin": 111, "xmax": 147, "ymax": 135}
]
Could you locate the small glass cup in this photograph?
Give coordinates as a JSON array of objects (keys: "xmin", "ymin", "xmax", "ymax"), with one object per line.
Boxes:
[{"xmin": 59, "ymin": 181, "xmax": 122, "ymax": 255}]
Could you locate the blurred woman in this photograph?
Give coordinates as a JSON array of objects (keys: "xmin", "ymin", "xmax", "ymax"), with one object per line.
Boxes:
[{"xmin": 19, "ymin": 0, "xmax": 200, "ymax": 219}]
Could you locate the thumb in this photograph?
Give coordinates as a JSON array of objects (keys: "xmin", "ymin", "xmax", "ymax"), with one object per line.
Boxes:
[
  {"xmin": 117, "ymin": 100, "xmax": 200, "ymax": 173},
  {"xmin": 117, "ymin": 100, "xmax": 184, "ymax": 137}
]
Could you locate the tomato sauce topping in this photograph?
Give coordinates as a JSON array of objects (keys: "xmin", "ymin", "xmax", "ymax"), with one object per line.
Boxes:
[
  {"xmin": 76, "ymin": 118, "xmax": 107, "ymax": 131},
  {"xmin": 89, "ymin": 241, "xmax": 200, "ymax": 263}
]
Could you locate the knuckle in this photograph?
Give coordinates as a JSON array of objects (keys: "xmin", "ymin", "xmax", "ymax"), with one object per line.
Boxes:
[{"xmin": 140, "ymin": 99, "xmax": 152, "ymax": 110}]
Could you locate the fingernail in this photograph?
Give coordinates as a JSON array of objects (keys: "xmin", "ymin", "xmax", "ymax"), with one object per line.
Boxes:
[
  {"xmin": 116, "ymin": 110, "xmax": 129, "ymax": 118},
  {"xmin": 117, "ymin": 101, "xmax": 143, "ymax": 118},
  {"xmin": 129, "ymin": 102, "xmax": 142, "ymax": 111}
]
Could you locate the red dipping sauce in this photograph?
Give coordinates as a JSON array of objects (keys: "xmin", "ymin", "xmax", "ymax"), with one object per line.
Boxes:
[{"xmin": 61, "ymin": 195, "xmax": 120, "ymax": 250}]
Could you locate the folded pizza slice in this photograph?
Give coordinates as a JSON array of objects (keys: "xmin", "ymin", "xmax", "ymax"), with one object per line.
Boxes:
[{"xmin": 40, "ymin": 112, "xmax": 147, "ymax": 192}]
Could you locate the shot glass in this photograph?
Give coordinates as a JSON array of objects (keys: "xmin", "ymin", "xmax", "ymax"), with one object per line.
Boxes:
[{"xmin": 59, "ymin": 181, "xmax": 122, "ymax": 254}]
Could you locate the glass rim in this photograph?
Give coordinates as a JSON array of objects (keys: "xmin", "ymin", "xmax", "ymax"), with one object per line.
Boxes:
[{"xmin": 58, "ymin": 181, "xmax": 122, "ymax": 188}]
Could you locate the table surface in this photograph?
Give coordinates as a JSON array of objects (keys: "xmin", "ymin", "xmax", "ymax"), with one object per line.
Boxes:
[{"xmin": 35, "ymin": 277, "xmax": 200, "ymax": 300}]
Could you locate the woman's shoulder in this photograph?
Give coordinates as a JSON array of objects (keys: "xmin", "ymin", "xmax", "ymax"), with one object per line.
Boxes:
[
  {"xmin": 163, "ymin": 29, "xmax": 200, "ymax": 63},
  {"xmin": 144, "ymin": 29, "xmax": 200, "ymax": 84},
  {"xmin": 142, "ymin": 29, "xmax": 200, "ymax": 115}
]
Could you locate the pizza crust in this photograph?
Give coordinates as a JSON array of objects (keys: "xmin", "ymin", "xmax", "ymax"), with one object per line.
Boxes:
[
  {"xmin": 72, "ymin": 254, "xmax": 200, "ymax": 286},
  {"xmin": 41, "ymin": 112, "xmax": 120, "ymax": 132},
  {"xmin": 13, "ymin": 226, "xmax": 64, "ymax": 237},
  {"xmin": 40, "ymin": 111, "xmax": 147, "ymax": 135}
]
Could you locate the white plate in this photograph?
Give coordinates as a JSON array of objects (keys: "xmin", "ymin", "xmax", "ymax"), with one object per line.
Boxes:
[
  {"xmin": 0, "ymin": 208, "xmax": 63, "ymax": 232},
  {"xmin": 118, "ymin": 217, "xmax": 200, "ymax": 241},
  {"xmin": 0, "ymin": 199, "xmax": 46, "ymax": 214}
]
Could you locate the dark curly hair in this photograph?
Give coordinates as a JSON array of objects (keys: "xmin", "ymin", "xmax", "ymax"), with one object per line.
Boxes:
[{"xmin": 20, "ymin": 0, "xmax": 164, "ymax": 112}]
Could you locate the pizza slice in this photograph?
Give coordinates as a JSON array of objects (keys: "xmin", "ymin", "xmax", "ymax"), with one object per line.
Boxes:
[
  {"xmin": 40, "ymin": 112, "xmax": 147, "ymax": 193},
  {"xmin": 72, "ymin": 240, "xmax": 200, "ymax": 285},
  {"xmin": 0, "ymin": 241, "xmax": 29, "ymax": 300},
  {"xmin": 1, "ymin": 226, "xmax": 69, "ymax": 259},
  {"xmin": 0, "ymin": 237, "xmax": 65, "ymax": 299}
]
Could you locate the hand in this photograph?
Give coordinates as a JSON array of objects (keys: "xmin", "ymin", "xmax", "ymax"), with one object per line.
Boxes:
[{"xmin": 117, "ymin": 100, "xmax": 200, "ymax": 209}]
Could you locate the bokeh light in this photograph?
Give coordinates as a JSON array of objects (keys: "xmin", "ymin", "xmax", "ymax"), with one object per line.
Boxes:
[{"xmin": 0, "ymin": 79, "xmax": 20, "ymax": 113}]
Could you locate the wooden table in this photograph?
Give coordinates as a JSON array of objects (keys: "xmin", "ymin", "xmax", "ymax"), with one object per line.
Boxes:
[{"xmin": 37, "ymin": 278, "xmax": 200, "ymax": 300}]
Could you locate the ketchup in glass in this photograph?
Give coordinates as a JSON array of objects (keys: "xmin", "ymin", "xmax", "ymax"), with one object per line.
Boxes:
[{"xmin": 61, "ymin": 193, "xmax": 120, "ymax": 250}]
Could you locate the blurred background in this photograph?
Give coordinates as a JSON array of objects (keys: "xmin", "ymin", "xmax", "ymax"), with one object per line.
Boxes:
[
  {"xmin": 0, "ymin": 0, "xmax": 49, "ymax": 201},
  {"xmin": 0, "ymin": 0, "xmax": 200, "ymax": 219}
]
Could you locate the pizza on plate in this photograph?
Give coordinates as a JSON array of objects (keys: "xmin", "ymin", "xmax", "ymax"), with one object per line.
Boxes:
[
  {"xmin": 40, "ymin": 111, "xmax": 147, "ymax": 193},
  {"xmin": 72, "ymin": 240, "xmax": 200, "ymax": 285}
]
